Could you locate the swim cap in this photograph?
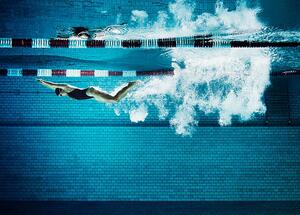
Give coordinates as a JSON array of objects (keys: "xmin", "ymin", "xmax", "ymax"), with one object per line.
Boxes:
[{"xmin": 55, "ymin": 88, "xmax": 61, "ymax": 96}]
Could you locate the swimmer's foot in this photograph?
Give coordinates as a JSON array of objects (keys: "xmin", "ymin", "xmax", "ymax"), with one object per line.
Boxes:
[{"xmin": 128, "ymin": 80, "xmax": 142, "ymax": 87}]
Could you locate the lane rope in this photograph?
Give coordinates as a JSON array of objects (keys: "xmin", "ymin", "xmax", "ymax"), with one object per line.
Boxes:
[
  {"xmin": 0, "ymin": 68, "xmax": 174, "ymax": 77},
  {"xmin": 0, "ymin": 35, "xmax": 299, "ymax": 48},
  {"xmin": 271, "ymin": 69, "xmax": 300, "ymax": 76},
  {"xmin": 0, "ymin": 68, "xmax": 298, "ymax": 77}
]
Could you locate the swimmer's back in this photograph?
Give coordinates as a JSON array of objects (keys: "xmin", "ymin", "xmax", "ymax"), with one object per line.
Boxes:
[{"xmin": 67, "ymin": 88, "xmax": 93, "ymax": 100}]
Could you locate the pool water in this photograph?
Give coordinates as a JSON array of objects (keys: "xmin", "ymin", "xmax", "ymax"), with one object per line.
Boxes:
[{"xmin": 0, "ymin": 0, "xmax": 299, "ymax": 210}]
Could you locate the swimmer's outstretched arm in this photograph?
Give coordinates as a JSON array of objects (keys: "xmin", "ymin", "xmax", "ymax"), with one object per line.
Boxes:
[{"xmin": 37, "ymin": 79, "xmax": 77, "ymax": 92}]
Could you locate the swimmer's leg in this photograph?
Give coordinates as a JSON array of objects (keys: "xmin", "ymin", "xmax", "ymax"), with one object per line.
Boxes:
[
  {"xmin": 86, "ymin": 81, "xmax": 139, "ymax": 103},
  {"xmin": 86, "ymin": 87, "xmax": 116, "ymax": 103},
  {"xmin": 113, "ymin": 81, "xmax": 139, "ymax": 102}
]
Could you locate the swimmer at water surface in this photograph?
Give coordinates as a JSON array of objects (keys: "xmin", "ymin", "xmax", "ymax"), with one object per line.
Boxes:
[
  {"xmin": 37, "ymin": 79, "xmax": 139, "ymax": 103},
  {"xmin": 57, "ymin": 23, "xmax": 128, "ymax": 39}
]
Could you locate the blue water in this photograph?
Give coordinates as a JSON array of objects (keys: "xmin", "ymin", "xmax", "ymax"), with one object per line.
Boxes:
[{"xmin": 0, "ymin": 0, "xmax": 299, "ymax": 208}]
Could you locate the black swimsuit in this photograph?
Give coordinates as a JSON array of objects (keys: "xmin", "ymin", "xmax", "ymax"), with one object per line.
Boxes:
[{"xmin": 67, "ymin": 88, "xmax": 93, "ymax": 100}]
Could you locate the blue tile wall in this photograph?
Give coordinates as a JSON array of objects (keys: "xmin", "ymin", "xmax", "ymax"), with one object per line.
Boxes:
[{"xmin": 0, "ymin": 126, "xmax": 299, "ymax": 200}]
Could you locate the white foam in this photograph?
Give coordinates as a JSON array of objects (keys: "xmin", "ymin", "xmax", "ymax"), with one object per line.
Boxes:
[
  {"xmin": 131, "ymin": 10, "xmax": 149, "ymax": 26},
  {"xmin": 114, "ymin": 0, "xmax": 272, "ymax": 136},
  {"xmin": 129, "ymin": 106, "xmax": 148, "ymax": 123}
]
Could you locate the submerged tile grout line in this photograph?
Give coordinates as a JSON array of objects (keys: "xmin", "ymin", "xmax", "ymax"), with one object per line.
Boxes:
[
  {"xmin": 0, "ymin": 35, "xmax": 299, "ymax": 48},
  {"xmin": 0, "ymin": 68, "xmax": 299, "ymax": 77}
]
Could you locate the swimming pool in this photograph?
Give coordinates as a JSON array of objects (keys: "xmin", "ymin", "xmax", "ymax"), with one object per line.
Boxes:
[{"xmin": 0, "ymin": 0, "xmax": 299, "ymax": 212}]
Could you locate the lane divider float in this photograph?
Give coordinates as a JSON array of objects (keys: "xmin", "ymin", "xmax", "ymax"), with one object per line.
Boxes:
[
  {"xmin": 0, "ymin": 68, "xmax": 298, "ymax": 77},
  {"xmin": 271, "ymin": 70, "xmax": 300, "ymax": 76},
  {"xmin": 0, "ymin": 35, "xmax": 299, "ymax": 49},
  {"xmin": 0, "ymin": 68, "xmax": 174, "ymax": 77}
]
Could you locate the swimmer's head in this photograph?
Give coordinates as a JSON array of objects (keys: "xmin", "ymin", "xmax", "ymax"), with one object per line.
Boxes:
[
  {"xmin": 55, "ymin": 88, "xmax": 67, "ymax": 96},
  {"xmin": 77, "ymin": 32, "xmax": 91, "ymax": 39}
]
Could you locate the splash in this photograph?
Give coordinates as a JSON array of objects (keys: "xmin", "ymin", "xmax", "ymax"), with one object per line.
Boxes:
[
  {"xmin": 100, "ymin": 0, "xmax": 263, "ymax": 39},
  {"xmin": 129, "ymin": 105, "xmax": 149, "ymax": 123},
  {"xmin": 113, "ymin": 0, "xmax": 272, "ymax": 136},
  {"xmin": 131, "ymin": 10, "xmax": 149, "ymax": 27}
]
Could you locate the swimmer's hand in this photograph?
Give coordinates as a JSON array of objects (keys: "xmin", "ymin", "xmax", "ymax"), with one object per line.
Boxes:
[
  {"xmin": 36, "ymin": 79, "xmax": 48, "ymax": 86},
  {"xmin": 36, "ymin": 79, "xmax": 44, "ymax": 83}
]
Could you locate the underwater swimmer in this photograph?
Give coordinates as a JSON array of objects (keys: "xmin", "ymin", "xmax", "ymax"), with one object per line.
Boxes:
[{"xmin": 37, "ymin": 79, "xmax": 139, "ymax": 103}]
